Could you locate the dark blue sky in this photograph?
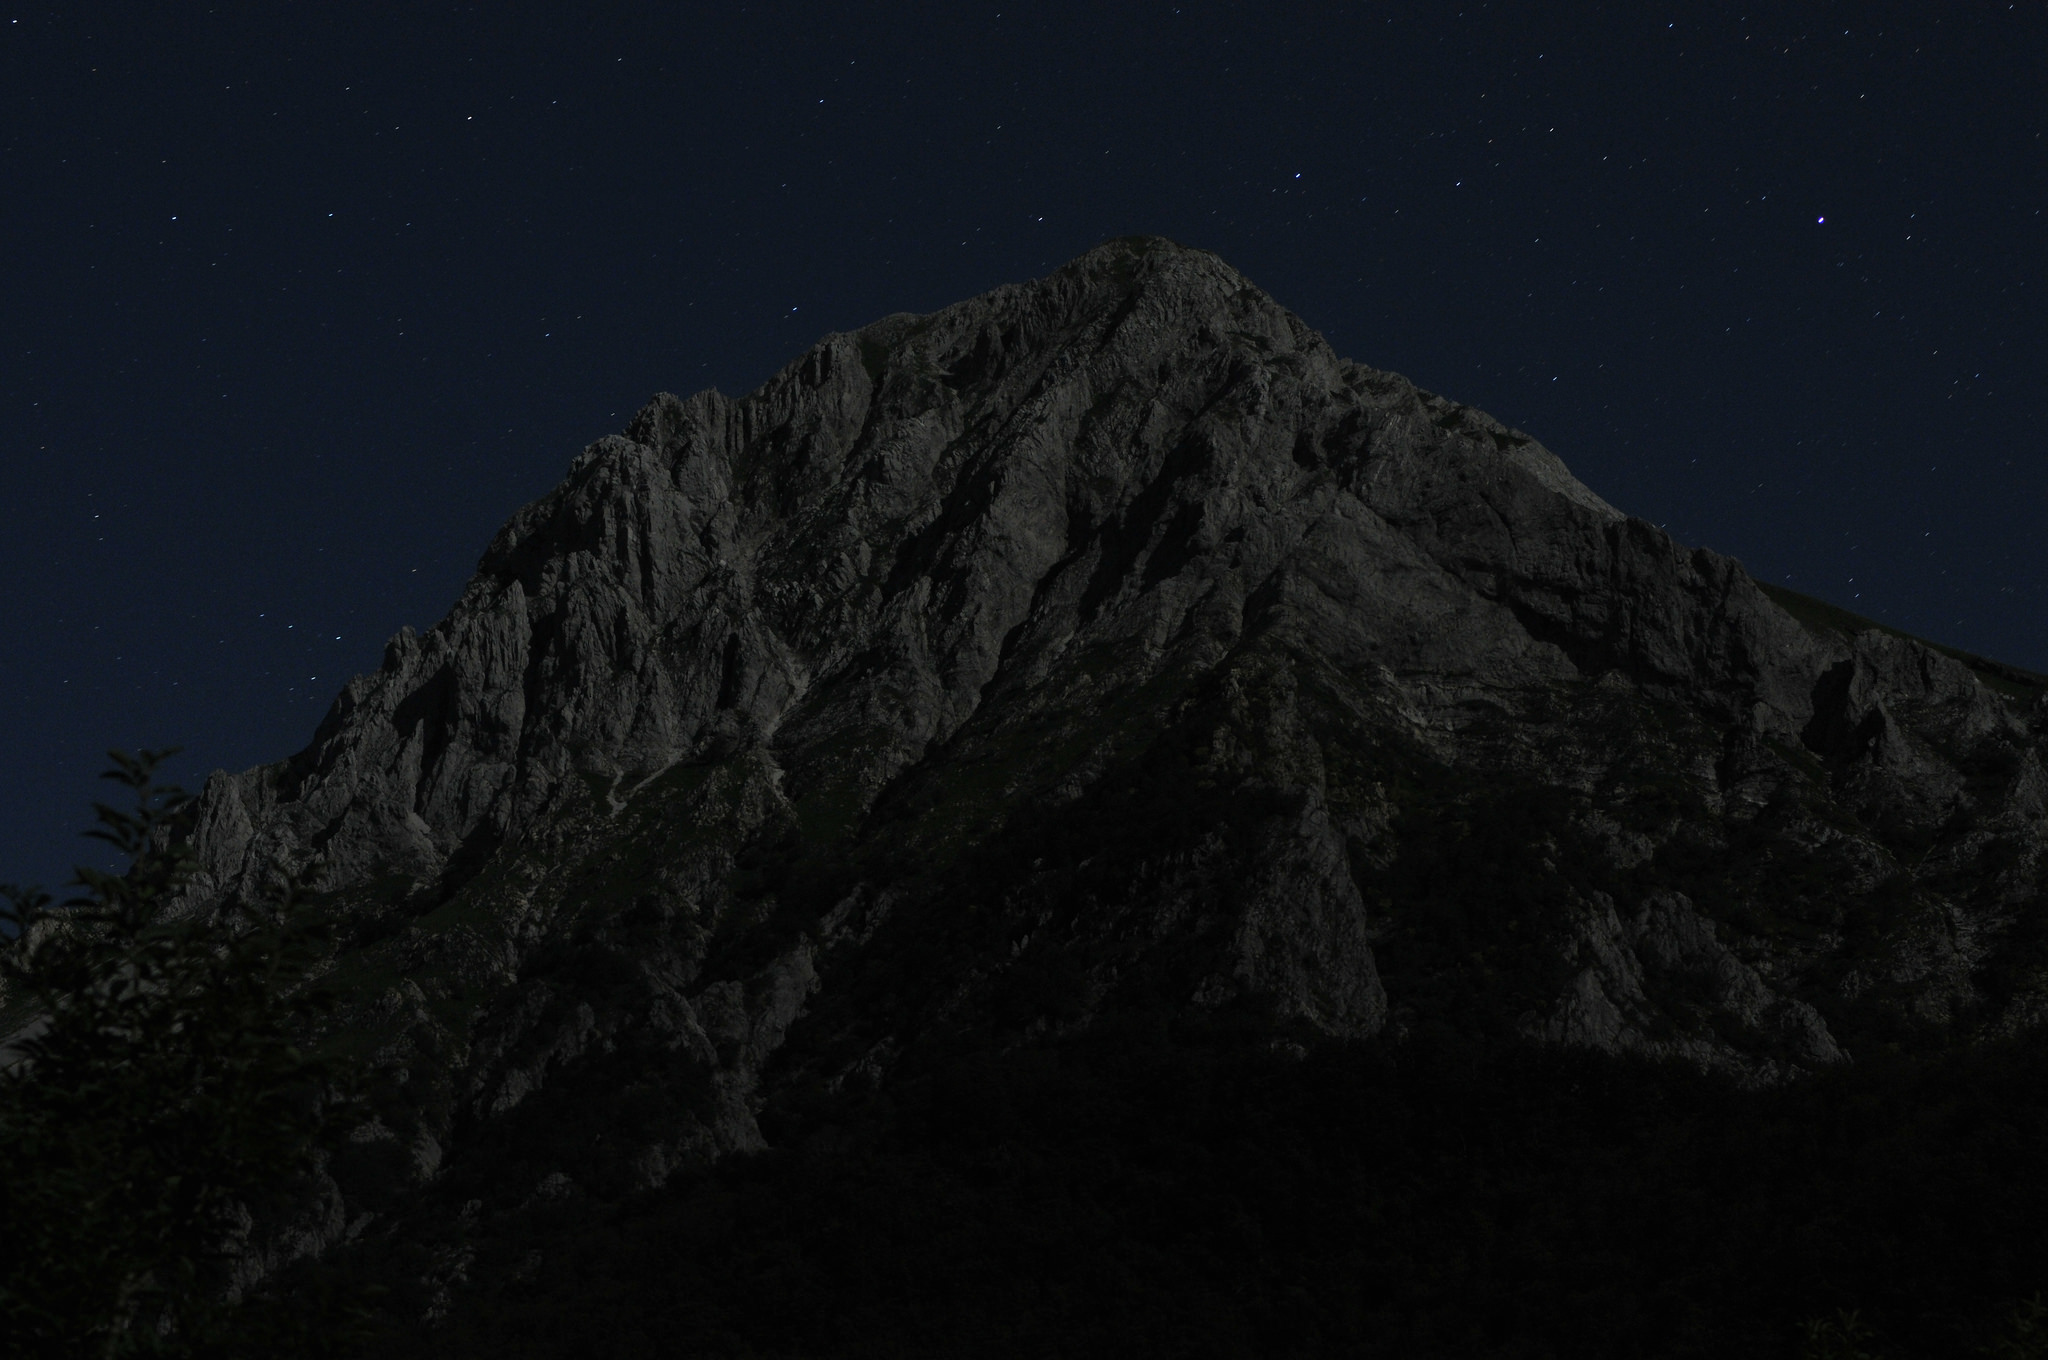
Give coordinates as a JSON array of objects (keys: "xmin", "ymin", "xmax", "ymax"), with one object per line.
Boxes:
[{"xmin": 4, "ymin": 2, "xmax": 2043, "ymax": 893}]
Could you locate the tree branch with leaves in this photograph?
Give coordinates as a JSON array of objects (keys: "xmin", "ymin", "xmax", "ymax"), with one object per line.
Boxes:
[{"xmin": 0, "ymin": 750, "xmax": 364, "ymax": 1358}]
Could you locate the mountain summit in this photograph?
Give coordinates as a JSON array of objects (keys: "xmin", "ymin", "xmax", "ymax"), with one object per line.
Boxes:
[{"xmin": 173, "ymin": 236, "xmax": 2048, "ymax": 1348}]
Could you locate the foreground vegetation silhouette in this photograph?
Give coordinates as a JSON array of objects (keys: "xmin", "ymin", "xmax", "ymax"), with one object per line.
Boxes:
[{"xmin": 0, "ymin": 752, "xmax": 364, "ymax": 1358}]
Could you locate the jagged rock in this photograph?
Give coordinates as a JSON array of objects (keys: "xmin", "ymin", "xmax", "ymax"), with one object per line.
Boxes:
[
  {"xmin": 174, "ymin": 237, "xmax": 2048, "ymax": 1286},
  {"xmin": 1540, "ymin": 889, "xmax": 1843, "ymax": 1085}
]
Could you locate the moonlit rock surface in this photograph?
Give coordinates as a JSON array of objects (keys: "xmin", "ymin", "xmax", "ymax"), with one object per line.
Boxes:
[{"xmin": 179, "ymin": 238, "xmax": 2048, "ymax": 1218}]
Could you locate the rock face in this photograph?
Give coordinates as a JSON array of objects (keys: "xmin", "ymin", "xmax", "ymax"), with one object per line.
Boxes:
[{"xmin": 184, "ymin": 236, "xmax": 2048, "ymax": 1223}]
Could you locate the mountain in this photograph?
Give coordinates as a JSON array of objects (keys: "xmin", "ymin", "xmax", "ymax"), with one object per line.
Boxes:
[{"xmin": 178, "ymin": 237, "xmax": 2048, "ymax": 1354}]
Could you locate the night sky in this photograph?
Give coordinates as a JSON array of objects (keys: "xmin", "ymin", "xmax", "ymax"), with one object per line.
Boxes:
[{"xmin": 4, "ymin": 3, "xmax": 2043, "ymax": 894}]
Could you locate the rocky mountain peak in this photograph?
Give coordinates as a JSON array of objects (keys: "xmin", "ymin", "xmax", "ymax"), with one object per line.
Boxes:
[
  {"xmin": 178, "ymin": 237, "xmax": 2047, "ymax": 1233},
  {"xmin": 194, "ymin": 235, "xmax": 1625, "ymax": 900}
]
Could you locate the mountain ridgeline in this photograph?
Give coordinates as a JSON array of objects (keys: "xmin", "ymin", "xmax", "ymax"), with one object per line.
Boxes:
[{"xmin": 183, "ymin": 237, "xmax": 2048, "ymax": 1356}]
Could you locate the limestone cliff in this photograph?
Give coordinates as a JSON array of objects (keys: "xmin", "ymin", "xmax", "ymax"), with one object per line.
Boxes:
[{"xmin": 181, "ymin": 237, "xmax": 2048, "ymax": 1243}]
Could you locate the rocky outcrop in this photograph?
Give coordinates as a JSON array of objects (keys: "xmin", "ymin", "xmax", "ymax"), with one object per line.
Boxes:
[
  {"xmin": 178, "ymin": 238, "xmax": 2048, "ymax": 1253},
  {"xmin": 1540, "ymin": 889, "xmax": 1844, "ymax": 1084}
]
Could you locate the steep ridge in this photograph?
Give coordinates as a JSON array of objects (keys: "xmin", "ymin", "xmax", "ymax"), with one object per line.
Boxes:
[{"xmin": 180, "ymin": 237, "xmax": 2048, "ymax": 1289}]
